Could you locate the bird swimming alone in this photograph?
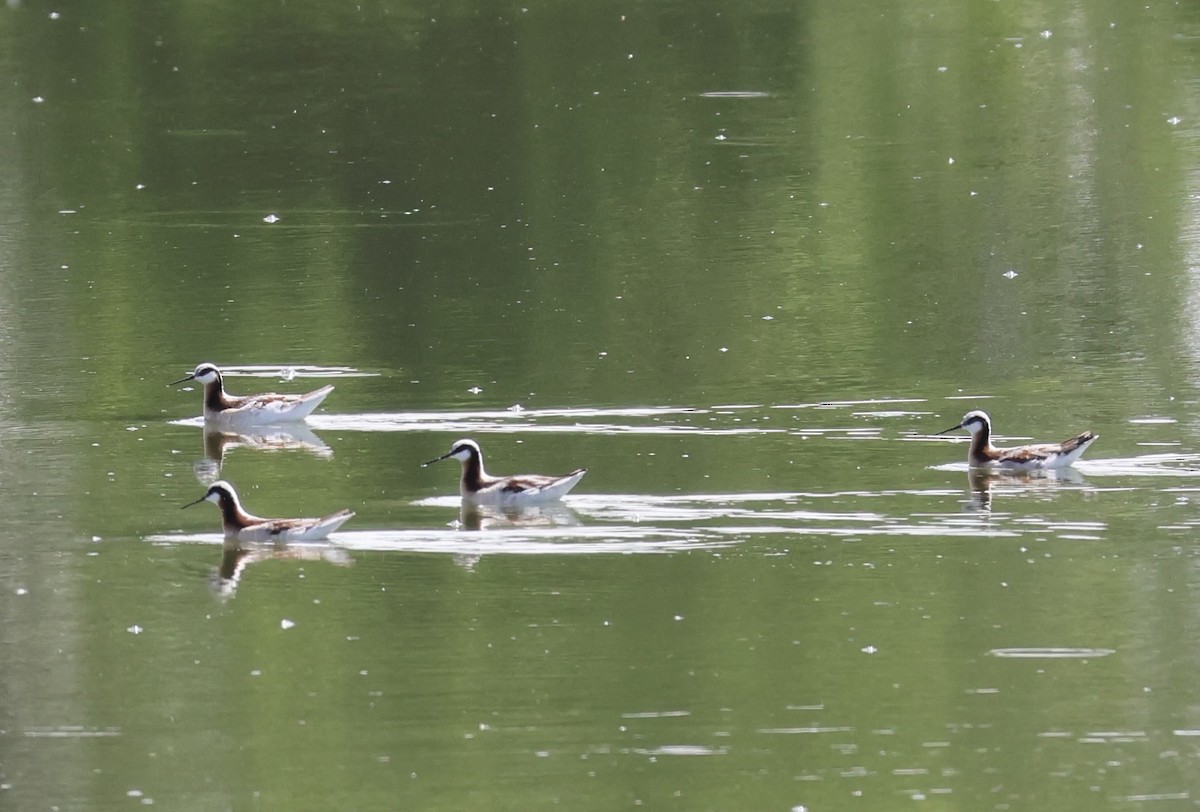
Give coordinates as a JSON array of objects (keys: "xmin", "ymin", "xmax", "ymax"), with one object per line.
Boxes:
[
  {"xmin": 171, "ymin": 362, "xmax": 334, "ymax": 424},
  {"xmin": 182, "ymin": 480, "xmax": 354, "ymax": 542},
  {"xmin": 423, "ymin": 438, "xmax": 587, "ymax": 505},
  {"xmin": 937, "ymin": 409, "xmax": 1098, "ymax": 470}
]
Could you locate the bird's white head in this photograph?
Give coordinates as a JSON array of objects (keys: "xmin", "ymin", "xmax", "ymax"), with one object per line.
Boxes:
[
  {"xmin": 447, "ymin": 439, "xmax": 481, "ymax": 461},
  {"xmin": 937, "ymin": 409, "xmax": 991, "ymax": 436},
  {"xmin": 171, "ymin": 362, "xmax": 222, "ymax": 387},
  {"xmin": 423, "ymin": 438, "xmax": 483, "ymax": 467},
  {"xmin": 182, "ymin": 479, "xmax": 240, "ymax": 510},
  {"xmin": 204, "ymin": 480, "xmax": 238, "ymax": 503},
  {"xmin": 191, "ymin": 363, "xmax": 222, "ymax": 385},
  {"xmin": 958, "ymin": 410, "xmax": 991, "ymax": 435}
]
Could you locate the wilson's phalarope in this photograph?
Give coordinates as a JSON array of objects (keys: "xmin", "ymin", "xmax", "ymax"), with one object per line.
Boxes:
[
  {"xmin": 171, "ymin": 363, "xmax": 334, "ymax": 424},
  {"xmin": 937, "ymin": 409, "xmax": 1098, "ymax": 469},
  {"xmin": 423, "ymin": 438, "xmax": 587, "ymax": 504},
  {"xmin": 182, "ymin": 480, "xmax": 354, "ymax": 542}
]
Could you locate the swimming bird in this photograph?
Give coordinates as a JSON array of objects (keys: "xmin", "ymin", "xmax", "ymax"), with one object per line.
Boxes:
[
  {"xmin": 171, "ymin": 363, "xmax": 333, "ymax": 424},
  {"xmin": 423, "ymin": 438, "xmax": 587, "ymax": 504},
  {"xmin": 182, "ymin": 480, "xmax": 354, "ymax": 542},
  {"xmin": 937, "ymin": 409, "xmax": 1098, "ymax": 469}
]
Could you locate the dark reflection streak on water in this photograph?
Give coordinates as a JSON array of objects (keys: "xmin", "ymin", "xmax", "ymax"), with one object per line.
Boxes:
[{"xmin": 138, "ymin": 222, "xmax": 481, "ymax": 230}]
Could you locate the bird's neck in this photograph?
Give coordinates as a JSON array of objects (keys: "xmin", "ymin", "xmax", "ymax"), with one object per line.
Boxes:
[
  {"xmin": 204, "ymin": 378, "xmax": 234, "ymax": 410},
  {"xmin": 460, "ymin": 454, "xmax": 488, "ymax": 492},
  {"xmin": 970, "ymin": 426, "xmax": 995, "ymax": 459}
]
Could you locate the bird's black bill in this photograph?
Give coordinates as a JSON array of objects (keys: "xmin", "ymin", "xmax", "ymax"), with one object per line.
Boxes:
[
  {"xmin": 935, "ymin": 421, "xmax": 965, "ymax": 436},
  {"xmin": 181, "ymin": 496, "xmax": 206, "ymax": 509},
  {"xmin": 170, "ymin": 373, "xmax": 197, "ymax": 386},
  {"xmin": 421, "ymin": 452, "xmax": 453, "ymax": 467}
]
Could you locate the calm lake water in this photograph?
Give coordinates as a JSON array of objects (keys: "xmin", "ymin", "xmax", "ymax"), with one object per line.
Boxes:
[{"xmin": 2, "ymin": 1, "xmax": 1200, "ymax": 809}]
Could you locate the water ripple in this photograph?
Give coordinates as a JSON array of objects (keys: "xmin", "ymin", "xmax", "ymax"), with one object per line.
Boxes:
[
  {"xmin": 988, "ymin": 647, "xmax": 1115, "ymax": 659},
  {"xmin": 309, "ymin": 406, "xmax": 780, "ymax": 436},
  {"xmin": 148, "ymin": 527, "xmax": 736, "ymax": 556}
]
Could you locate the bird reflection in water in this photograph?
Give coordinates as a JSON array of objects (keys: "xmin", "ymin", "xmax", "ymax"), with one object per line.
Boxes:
[
  {"xmin": 213, "ymin": 539, "xmax": 351, "ymax": 597},
  {"xmin": 455, "ymin": 501, "xmax": 583, "ymax": 531},
  {"xmin": 449, "ymin": 503, "xmax": 584, "ymax": 571},
  {"xmin": 966, "ymin": 466, "xmax": 1087, "ymax": 513},
  {"xmin": 194, "ymin": 424, "xmax": 332, "ymax": 484}
]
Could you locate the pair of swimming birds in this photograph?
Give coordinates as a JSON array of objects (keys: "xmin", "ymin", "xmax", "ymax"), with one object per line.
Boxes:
[
  {"xmin": 183, "ymin": 438, "xmax": 587, "ymax": 543},
  {"xmin": 173, "ymin": 363, "xmax": 1098, "ymax": 541}
]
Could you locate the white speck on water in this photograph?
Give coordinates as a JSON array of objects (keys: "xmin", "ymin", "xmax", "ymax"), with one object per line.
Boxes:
[
  {"xmin": 937, "ymin": 65, "xmax": 948, "ymax": 73},
  {"xmin": 135, "ymin": 183, "xmax": 145, "ymax": 190},
  {"xmin": 948, "ymin": 156, "xmax": 955, "ymax": 165},
  {"xmin": 279, "ymin": 367, "xmax": 296, "ymax": 381},
  {"xmin": 508, "ymin": 403, "xmax": 524, "ymax": 412},
  {"xmin": 468, "ymin": 386, "xmax": 483, "ymax": 394},
  {"xmin": 861, "ymin": 645, "xmax": 877, "ymax": 654},
  {"xmin": 715, "ymin": 132, "xmax": 727, "ymax": 141},
  {"xmin": 127, "ymin": 790, "xmax": 143, "ymax": 798},
  {"xmin": 281, "ymin": 619, "xmax": 295, "ymax": 630},
  {"xmin": 250, "ymin": 669, "xmax": 262, "ymax": 677},
  {"xmin": 1040, "ymin": 29, "xmax": 1052, "ymax": 38},
  {"xmin": 16, "ymin": 587, "xmax": 28, "ymax": 596},
  {"xmin": 91, "ymin": 536, "xmax": 102, "ymax": 542},
  {"xmin": 762, "ymin": 315, "xmax": 774, "ymax": 320},
  {"xmin": 1003, "ymin": 270, "xmax": 1018, "ymax": 279},
  {"xmin": 127, "ymin": 625, "xmax": 143, "ymax": 635},
  {"xmin": 1168, "ymin": 116, "xmax": 1182, "ymax": 126},
  {"xmin": 32, "ymin": 96, "xmax": 45, "ymax": 104},
  {"xmin": 719, "ymin": 347, "xmax": 729, "ymax": 353},
  {"xmin": 49, "ymin": 11, "xmax": 61, "ymax": 19},
  {"xmin": 262, "ymin": 214, "xmax": 280, "ymax": 223},
  {"xmin": 674, "ymin": 615, "xmax": 684, "ymax": 621}
]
